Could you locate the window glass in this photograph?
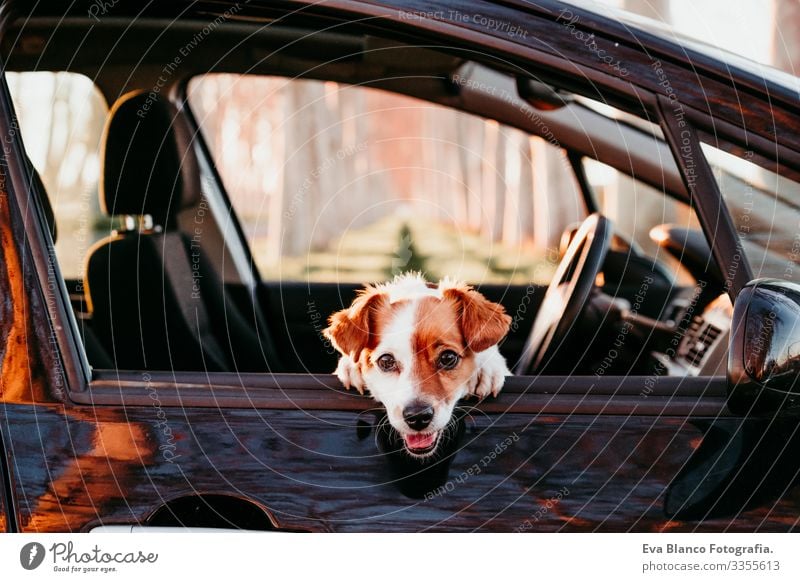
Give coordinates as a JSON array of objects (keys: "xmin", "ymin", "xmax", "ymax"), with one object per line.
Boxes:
[
  {"xmin": 703, "ymin": 143, "xmax": 800, "ymax": 280},
  {"xmin": 6, "ymin": 72, "xmax": 108, "ymax": 279},
  {"xmin": 188, "ymin": 74, "xmax": 587, "ymax": 284}
]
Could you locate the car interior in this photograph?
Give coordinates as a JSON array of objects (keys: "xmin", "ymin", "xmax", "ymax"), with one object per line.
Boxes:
[{"xmin": 3, "ymin": 14, "xmax": 743, "ymax": 386}]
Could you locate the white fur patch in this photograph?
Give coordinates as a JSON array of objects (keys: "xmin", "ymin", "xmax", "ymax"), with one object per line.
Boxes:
[
  {"xmin": 376, "ymin": 273, "xmax": 441, "ymax": 303},
  {"xmin": 362, "ymin": 300, "xmax": 418, "ymax": 434},
  {"xmin": 469, "ymin": 345, "xmax": 511, "ymax": 398}
]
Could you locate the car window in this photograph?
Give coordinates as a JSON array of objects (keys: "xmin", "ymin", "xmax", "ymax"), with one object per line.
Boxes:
[
  {"xmin": 702, "ymin": 142, "xmax": 800, "ymax": 281},
  {"xmin": 187, "ymin": 74, "xmax": 588, "ymax": 285},
  {"xmin": 6, "ymin": 72, "xmax": 109, "ymax": 280}
]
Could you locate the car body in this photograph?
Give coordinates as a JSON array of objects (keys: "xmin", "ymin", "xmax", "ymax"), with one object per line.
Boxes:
[{"xmin": 0, "ymin": 0, "xmax": 799, "ymax": 532}]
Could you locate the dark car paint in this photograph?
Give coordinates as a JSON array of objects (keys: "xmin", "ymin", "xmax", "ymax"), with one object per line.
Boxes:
[
  {"xmin": 3, "ymin": 382, "xmax": 799, "ymax": 531},
  {"xmin": 0, "ymin": 0, "xmax": 799, "ymax": 532},
  {"xmin": 5, "ymin": 403, "xmax": 799, "ymax": 532}
]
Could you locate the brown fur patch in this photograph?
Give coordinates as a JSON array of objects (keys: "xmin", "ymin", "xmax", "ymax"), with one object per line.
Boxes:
[
  {"xmin": 324, "ymin": 289, "xmax": 406, "ymax": 363},
  {"xmin": 411, "ymin": 296, "xmax": 476, "ymax": 401},
  {"xmin": 442, "ymin": 285, "xmax": 511, "ymax": 353}
]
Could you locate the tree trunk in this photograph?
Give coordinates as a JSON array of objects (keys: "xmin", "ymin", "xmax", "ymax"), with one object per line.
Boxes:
[
  {"xmin": 517, "ymin": 137, "xmax": 535, "ymax": 245},
  {"xmin": 772, "ymin": 0, "xmax": 799, "ymax": 74}
]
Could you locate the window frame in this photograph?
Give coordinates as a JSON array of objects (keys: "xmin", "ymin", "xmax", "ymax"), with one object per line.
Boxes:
[
  {"xmin": 2, "ymin": 68, "xmax": 734, "ymax": 416},
  {"xmin": 656, "ymin": 95, "xmax": 754, "ymax": 299},
  {"xmin": 0, "ymin": 70, "xmax": 91, "ymax": 397}
]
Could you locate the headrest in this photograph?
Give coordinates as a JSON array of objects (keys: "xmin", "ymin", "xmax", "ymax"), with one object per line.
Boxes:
[
  {"xmin": 650, "ymin": 224, "xmax": 723, "ymax": 282},
  {"xmin": 101, "ymin": 90, "xmax": 197, "ymax": 227}
]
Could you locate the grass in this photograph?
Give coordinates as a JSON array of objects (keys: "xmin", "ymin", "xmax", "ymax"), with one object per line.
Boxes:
[{"xmin": 255, "ymin": 215, "xmax": 557, "ymax": 285}]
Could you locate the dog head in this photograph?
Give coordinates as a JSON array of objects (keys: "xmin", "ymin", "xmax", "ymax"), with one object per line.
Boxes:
[{"xmin": 324, "ymin": 275, "xmax": 510, "ymax": 457}]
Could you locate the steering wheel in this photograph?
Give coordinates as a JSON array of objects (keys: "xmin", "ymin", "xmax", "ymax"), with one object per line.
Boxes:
[{"xmin": 516, "ymin": 213, "xmax": 612, "ymax": 375}]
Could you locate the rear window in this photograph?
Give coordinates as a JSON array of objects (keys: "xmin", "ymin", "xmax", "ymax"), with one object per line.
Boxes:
[{"xmin": 6, "ymin": 71, "xmax": 108, "ymax": 279}]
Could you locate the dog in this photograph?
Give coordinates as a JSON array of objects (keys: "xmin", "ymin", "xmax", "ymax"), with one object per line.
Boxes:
[{"xmin": 324, "ymin": 273, "xmax": 511, "ymax": 458}]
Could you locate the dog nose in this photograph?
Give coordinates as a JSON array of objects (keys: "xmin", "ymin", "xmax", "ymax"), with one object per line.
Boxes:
[{"xmin": 403, "ymin": 401, "xmax": 434, "ymax": 431}]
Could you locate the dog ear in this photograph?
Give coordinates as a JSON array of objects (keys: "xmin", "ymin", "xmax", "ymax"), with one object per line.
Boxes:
[
  {"xmin": 324, "ymin": 288, "xmax": 389, "ymax": 357},
  {"xmin": 443, "ymin": 286, "xmax": 511, "ymax": 353}
]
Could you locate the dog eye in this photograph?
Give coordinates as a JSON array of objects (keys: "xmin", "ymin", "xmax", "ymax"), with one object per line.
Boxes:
[
  {"xmin": 377, "ymin": 354, "xmax": 397, "ymax": 372},
  {"xmin": 437, "ymin": 350, "xmax": 460, "ymax": 370}
]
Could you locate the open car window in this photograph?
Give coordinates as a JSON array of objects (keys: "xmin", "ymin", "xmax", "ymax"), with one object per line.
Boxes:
[
  {"xmin": 187, "ymin": 74, "xmax": 587, "ymax": 285},
  {"xmin": 4, "ymin": 66, "xmax": 719, "ymax": 381}
]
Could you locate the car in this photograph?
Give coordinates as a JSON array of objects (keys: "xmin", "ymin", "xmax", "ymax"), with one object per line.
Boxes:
[{"xmin": 0, "ymin": 0, "xmax": 799, "ymax": 533}]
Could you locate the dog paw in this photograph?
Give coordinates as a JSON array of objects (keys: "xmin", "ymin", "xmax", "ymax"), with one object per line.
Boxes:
[
  {"xmin": 334, "ymin": 355, "xmax": 365, "ymax": 394},
  {"xmin": 469, "ymin": 345, "xmax": 510, "ymax": 399}
]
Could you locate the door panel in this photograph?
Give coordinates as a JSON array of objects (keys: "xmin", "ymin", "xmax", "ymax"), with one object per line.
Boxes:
[{"xmin": 4, "ymin": 391, "xmax": 798, "ymax": 532}]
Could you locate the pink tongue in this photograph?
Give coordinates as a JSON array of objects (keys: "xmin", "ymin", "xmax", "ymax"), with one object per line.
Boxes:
[{"xmin": 405, "ymin": 432, "xmax": 436, "ymax": 450}]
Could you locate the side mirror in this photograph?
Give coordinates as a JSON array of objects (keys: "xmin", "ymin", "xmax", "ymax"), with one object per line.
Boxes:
[{"xmin": 728, "ymin": 278, "xmax": 800, "ymax": 414}]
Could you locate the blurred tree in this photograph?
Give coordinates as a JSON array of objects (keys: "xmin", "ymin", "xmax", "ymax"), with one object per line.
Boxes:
[{"xmin": 773, "ymin": 0, "xmax": 800, "ymax": 74}]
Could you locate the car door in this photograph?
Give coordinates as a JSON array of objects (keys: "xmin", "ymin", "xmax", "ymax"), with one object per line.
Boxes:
[{"xmin": 1, "ymin": 0, "xmax": 799, "ymax": 533}]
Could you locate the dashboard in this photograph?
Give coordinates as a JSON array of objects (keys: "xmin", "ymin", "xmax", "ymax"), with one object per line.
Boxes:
[{"xmin": 655, "ymin": 293, "xmax": 733, "ymax": 376}]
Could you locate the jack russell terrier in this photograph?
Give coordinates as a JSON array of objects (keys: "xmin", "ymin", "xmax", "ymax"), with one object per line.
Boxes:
[{"xmin": 324, "ymin": 273, "xmax": 511, "ymax": 458}]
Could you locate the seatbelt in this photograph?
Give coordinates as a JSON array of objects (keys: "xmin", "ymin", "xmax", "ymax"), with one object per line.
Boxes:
[{"xmin": 153, "ymin": 232, "xmax": 230, "ymax": 371}]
